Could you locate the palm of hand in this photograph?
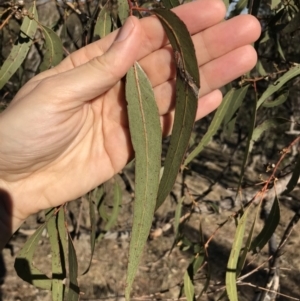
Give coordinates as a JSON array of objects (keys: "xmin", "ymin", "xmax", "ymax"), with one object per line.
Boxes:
[{"xmin": 0, "ymin": 75, "xmax": 131, "ymax": 210}]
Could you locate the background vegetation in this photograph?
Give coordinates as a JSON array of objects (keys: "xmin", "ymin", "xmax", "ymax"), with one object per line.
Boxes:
[{"xmin": 1, "ymin": 0, "xmax": 300, "ymax": 300}]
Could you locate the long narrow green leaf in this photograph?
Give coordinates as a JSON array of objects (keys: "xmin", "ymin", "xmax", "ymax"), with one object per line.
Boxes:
[
  {"xmin": 223, "ymin": 85, "xmax": 249, "ymax": 126},
  {"xmin": 250, "ymin": 197, "xmax": 280, "ymax": 254},
  {"xmin": 226, "ymin": 208, "xmax": 249, "ymax": 301},
  {"xmin": 105, "ymin": 181, "xmax": 122, "ymax": 230},
  {"xmin": 184, "ymin": 271, "xmax": 195, "ymax": 301},
  {"xmin": 161, "ymin": 0, "xmax": 180, "ymax": 9},
  {"xmin": 223, "ymin": 85, "xmax": 249, "ymax": 137},
  {"xmin": 192, "ymin": 253, "xmax": 204, "ymax": 274},
  {"xmin": 57, "ymin": 207, "xmax": 68, "ymax": 298},
  {"xmin": 276, "ymin": 36, "xmax": 286, "ymax": 61},
  {"xmin": 66, "ymin": 233, "xmax": 80, "ymax": 301},
  {"xmin": 256, "ymin": 59, "xmax": 268, "ymax": 76},
  {"xmin": 47, "ymin": 213, "xmax": 64, "ymax": 301},
  {"xmin": 125, "ymin": 62, "xmax": 162, "ymax": 300},
  {"xmin": 14, "ymin": 223, "xmax": 51, "ymax": 290},
  {"xmin": 236, "ymin": 203, "xmax": 259, "ymax": 276},
  {"xmin": 94, "ymin": 3, "xmax": 112, "ymax": 38},
  {"xmin": 284, "ymin": 156, "xmax": 300, "ymax": 194},
  {"xmin": 153, "ymin": 9, "xmax": 199, "ymax": 209},
  {"xmin": 57, "ymin": 206, "xmax": 78, "ymax": 300},
  {"xmin": 200, "ymin": 260, "xmax": 211, "ymax": 297},
  {"xmin": 0, "ymin": 3, "xmax": 38, "ymax": 89},
  {"xmin": 174, "ymin": 196, "xmax": 184, "ymax": 238},
  {"xmin": 117, "ymin": 0, "xmax": 129, "ymax": 25},
  {"xmin": 236, "ymin": 97, "xmax": 256, "ymax": 193},
  {"xmin": 39, "ymin": 25, "xmax": 64, "ymax": 72},
  {"xmin": 257, "ymin": 65, "xmax": 300, "ymax": 109},
  {"xmin": 170, "ymin": 196, "xmax": 184, "ymax": 254},
  {"xmin": 249, "ymin": 118, "xmax": 288, "ymax": 153},
  {"xmin": 262, "ymin": 90, "xmax": 289, "ymax": 107},
  {"xmin": 97, "ymin": 180, "xmax": 122, "ymax": 242},
  {"xmin": 93, "ymin": 185, "xmax": 105, "ymax": 209},
  {"xmin": 99, "ymin": 200, "xmax": 109, "ymax": 222},
  {"xmin": 184, "ymin": 88, "xmax": 236, "ymax": 166},
  {"xmin": 82, "ymin": 192, "xmax": 97, "ymax": 275}
]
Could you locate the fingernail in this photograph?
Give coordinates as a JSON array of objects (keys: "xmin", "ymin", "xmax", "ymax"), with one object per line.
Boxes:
[{"xmin": 115, "ymin": 18, "xmax": 135, "ymax": 42}]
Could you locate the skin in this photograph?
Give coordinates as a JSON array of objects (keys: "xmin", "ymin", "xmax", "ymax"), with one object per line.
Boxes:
[{"xmin": 0, "ymin": 0, "xmax": 261, "ymax": 250}]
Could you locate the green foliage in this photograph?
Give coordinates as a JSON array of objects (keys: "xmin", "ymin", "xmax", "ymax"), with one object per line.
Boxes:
[
  {"xmin": 153, "ymin": 8, "xmax": 199, "ymax": 210},
  {"xmin": 125, "ymin": 61, "xmax": 162, "ymax": 299},
  {"xmin": 250, "ymin": 196, "xmax": 280, "ymax": 254},
  {"xmin": 183, "ymin": 270, "xmax": 195, "ymax": 301},
  {"xmin": 0, "ymin": 4, "xmax": 38, "ymax": 89},
  {"xmin": 184, "ymin": 86, "xmax": 249, "ymax": 166},
  {"xmin": 94, "ymin": 2, "xmax": 112, "ymax": 38},
  {"xmin": 14, "ymin": 219, "xmax": 52, "ymax": 290},
  {"xmin": 2, "ymin": 0, "xmax": 300, "ymax": 299},
  {"xmin": 39, "ymin": 25, "xmax": 64, "ymax": 72}
]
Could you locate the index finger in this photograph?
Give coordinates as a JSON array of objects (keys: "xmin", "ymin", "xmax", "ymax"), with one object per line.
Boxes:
[{"xmin": 42, "ymin": 0, "xmax": 226, "ymax": 77}]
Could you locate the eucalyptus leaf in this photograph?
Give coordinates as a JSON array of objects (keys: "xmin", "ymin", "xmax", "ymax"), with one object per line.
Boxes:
[
  {"xmin": 236, "ymin": 97, "xmax": 256, "ymax": 193},
  {"xmin": 184, "ymin": 88, "xmax": 237, "ymax": 166},
  {"xmin": 57, "ymin": 208, "xmax": 69, "ymax": 297},
  {"xmin": 0, "ymin": 3, "xmax": 38, "ymax": 89},
  {"xmin": 284, "ymin": 156, "xmax": 300, "ymax": 194},
  {"xmin": 184, "ymin": 271, "xmax": 195, "ymax": 301},
  {"xmin": 94, "ymin": 4, "xmax": 112, "ymax": 38},
  {"xmin": 250, "ymin": 197, "xmax": 280, "ymax": 254},
  {"xmin": 47, "ymin": 213, "xmax": 64, "ymax": 301},
  {"xmin": 153, "ymin": 8, "xmax": 199, "ymax": 210},
  {"xmin": 14, "ymin": 222, "xmax": 51, "ymax": 290},
  {"xmin": 97, "ymin": 180, "xmax": 122, "ymax": 242},
  {"xmin": 223, "ymin": 85, "xmax": 249, "ymax": 125},
  {"xmin": 226, "ymin": 208, "xmax": 249, "ymax": 301},
  {"xmin": 174, "ymin": 196, "xmax": 184, "ymax": 238},
  {"xmin": 249, "ymin": 118, "xmax": 288, "ymax": 153},
  {"xmin": 117, "ymin": 0, "xmax": 129, "ymax": 25},
  {"xmin": 93, "ymin": 185, "xmax": 105, "ymax": 210},
  {"xmin": 256, "ymin": 59, "xmax": 268, "ymax": 77},
  {"xmin": 39, "ymin": 25, "xmax": 64, "ymax": 72},
  {"xmin": 262, "ymin": 90, "xmax": 289, "ymax": 108},
  {"xmin": 257, "ymin": 65, "xmax": 300, "ymax": 109},
  {"xmin": 66, "ymin": 233, "xmax": 80, "ymax": 301},
  {"xmin": 236, "ymin": 203, "xmax": 259, "ymax": 276},
  {"xmin": 125, "ymin": 62, "xmax": 162, "ymax": 300},
  {"xmin": 82, "ymin": 192, "xmax": 97, "ymax": 275},
  {"xmin": 161, "ymin": 0, "xmax": 180, "ymax": 9}
]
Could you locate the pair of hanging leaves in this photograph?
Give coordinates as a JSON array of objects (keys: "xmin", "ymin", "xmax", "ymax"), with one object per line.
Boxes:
[
  {"xmin": 0, "ymin": 4, "xmax": 38, "ymax": 89},
  {"xmin": 0, "ymin": 3, "xmax": 64, "ymax": 89},
  {"xmin": 14, "ymin": 207, "xmax": 80, "ymax": 301},
  {"xmin": 124, "ymin": 8, "xmax": 199, "ymax": 300}
]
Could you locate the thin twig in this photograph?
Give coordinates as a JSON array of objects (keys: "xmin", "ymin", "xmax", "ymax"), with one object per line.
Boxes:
[
  {"xmin": 239, "ymin": 282, "xmax": 300, "ymax": 301},
  {"xmin": 237, "ymin": 256, "xmax": 272, "ymax": 282}
]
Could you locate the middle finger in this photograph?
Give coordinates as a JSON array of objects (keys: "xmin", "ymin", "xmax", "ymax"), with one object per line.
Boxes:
[{"xmin": 139, "ymin": 15, "xmax": 260, "ymax": 90}]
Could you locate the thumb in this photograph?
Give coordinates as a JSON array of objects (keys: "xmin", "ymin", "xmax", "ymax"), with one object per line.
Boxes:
[{"xmin": 46, "ymin": 16, "xmax": 142, "ymax": 103}]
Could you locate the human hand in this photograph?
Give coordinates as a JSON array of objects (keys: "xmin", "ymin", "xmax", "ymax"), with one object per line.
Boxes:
[{"xmin": 0, "ymin": 0, "xmax": 260, "ymax": 236}]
